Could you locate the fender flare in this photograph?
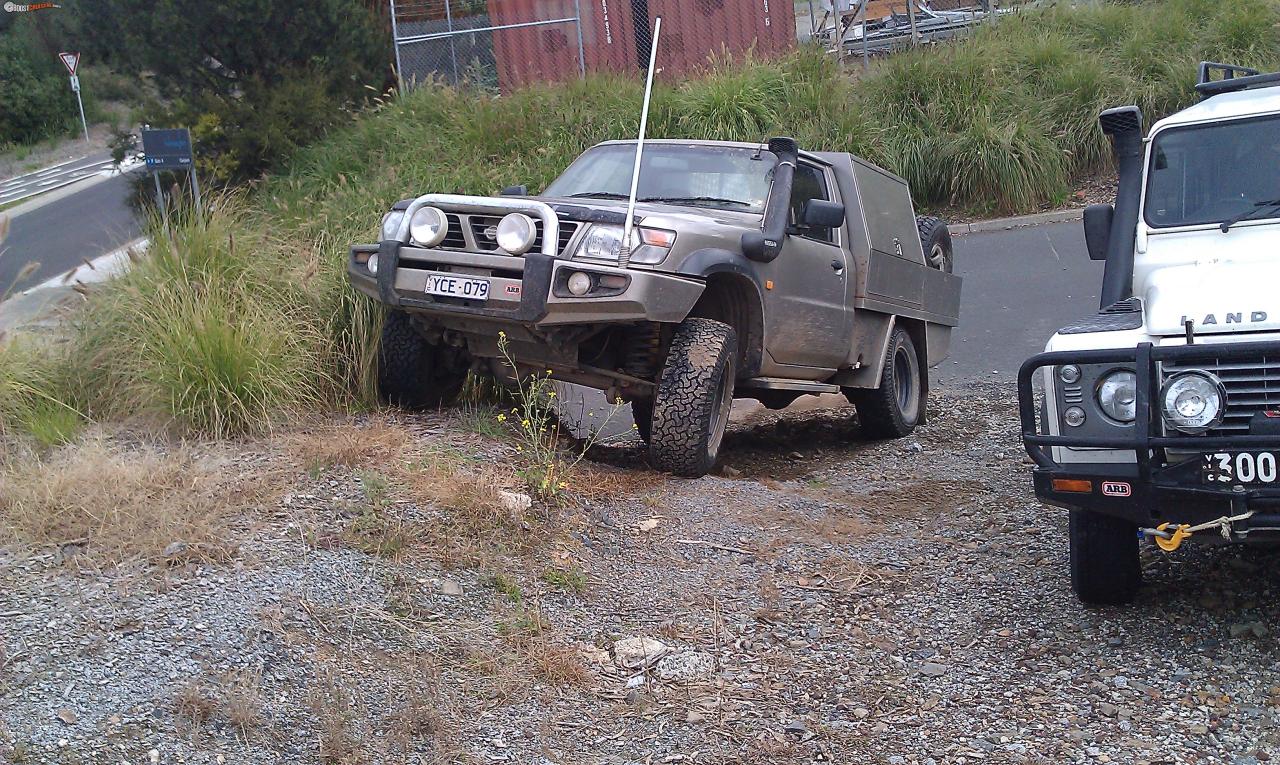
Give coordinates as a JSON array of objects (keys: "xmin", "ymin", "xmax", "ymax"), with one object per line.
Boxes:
[{"xmin": 676, "ymin": 247, "xmax": 766, "ymax": 290}]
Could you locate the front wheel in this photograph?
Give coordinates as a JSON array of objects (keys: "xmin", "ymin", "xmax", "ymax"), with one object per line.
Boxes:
[
  {"xmin": 846, "ymin": 327, "xmax": 922, "ymax": 439},
  {"xmin": 377, "ymin": 310, "xmax": 468, "ymax": 409},
  {"xmin": 1069, "ymin": 509, "xmax": 1141, "ymax": 605},
  {"xmin": 649, "ymin": 318, "xmax": 737, "ymax": 478}
]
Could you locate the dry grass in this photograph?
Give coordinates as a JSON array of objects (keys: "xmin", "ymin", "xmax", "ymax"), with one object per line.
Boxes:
[
  {"xmin": 287, "ymin": 420, "xmax": 410, "ymax": 474},
  {"xmin": 0, "ymin": 439, "xmax": 275, "ymax": 563},
  {"xmin": 171, "ymin": 670, "xmax": 264, "ymax": 740}
]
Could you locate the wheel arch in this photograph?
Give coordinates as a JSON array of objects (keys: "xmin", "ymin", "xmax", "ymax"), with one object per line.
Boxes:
[{"xmin": 677, "ymin": 249, "xmax": 766, "ymax": 377}]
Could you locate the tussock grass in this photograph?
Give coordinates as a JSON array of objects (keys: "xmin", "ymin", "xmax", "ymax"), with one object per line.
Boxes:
[{"xmin": 1, "ymin": 0, "xmax": 1275, "ymax": 444}]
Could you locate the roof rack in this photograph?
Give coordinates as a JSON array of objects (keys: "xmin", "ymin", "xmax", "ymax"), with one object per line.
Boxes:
[{"xmin": 1195, "ymin": 61, "xmax": 1280, "ymax": 100}]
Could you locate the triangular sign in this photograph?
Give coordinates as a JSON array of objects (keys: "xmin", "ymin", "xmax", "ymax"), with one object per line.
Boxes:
[{"xmin": 58, "ymin": 52, "xmax": 79, "ymax": 75}]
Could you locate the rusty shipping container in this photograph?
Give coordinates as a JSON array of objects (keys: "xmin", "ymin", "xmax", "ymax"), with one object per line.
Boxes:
[
  {"xmin": 488, "ymin": 0, "xmax": 639, "ymax": 90},
  {"xmin": 487, "ymin": 0, "xmax": 793, "ymax": 90}
]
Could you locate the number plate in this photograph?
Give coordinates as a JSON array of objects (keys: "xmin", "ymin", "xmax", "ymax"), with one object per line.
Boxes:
[
  {"xmin": 424, "ymin": 274, "xmax": 489, "ymax": 301},
  {"xmin": 1203, "ymin": 452, "xmax": 1280, "ymax": 484}
]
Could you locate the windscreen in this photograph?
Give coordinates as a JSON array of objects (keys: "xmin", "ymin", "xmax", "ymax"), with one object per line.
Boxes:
[
  {"xmin": 543, "ymin": 143, "xmax": 777, "ymax": 213},
  {"xmin": 1145, "ymin": 115, "xmax": 1280, "ymax": 228}
]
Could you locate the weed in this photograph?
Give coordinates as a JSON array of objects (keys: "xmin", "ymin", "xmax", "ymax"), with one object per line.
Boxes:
[
  {"xmin": 541, "ymin": 567, "xmax": 587, "ymax": 595},
  {"xmin": 487, "ymin": 572, "xmax": 523, "ymax": 603}
]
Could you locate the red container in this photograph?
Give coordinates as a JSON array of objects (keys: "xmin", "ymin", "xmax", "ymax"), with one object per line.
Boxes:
[
  {"xmin": 487, "ymin": 0, "xmax": 794, "ymax": 90},
  {"xmin": 489, "ymin": 0, "xmax": 640, "ymax": 90},
  {"xmin": 646, "ymin": 0, "xmax": 795, "ymax": 78}
]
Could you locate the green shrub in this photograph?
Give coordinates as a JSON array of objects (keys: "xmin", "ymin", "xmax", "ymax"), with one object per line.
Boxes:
[{"xmin": 0, "ymin": 29, "xmax": 77, "ymax": 146}]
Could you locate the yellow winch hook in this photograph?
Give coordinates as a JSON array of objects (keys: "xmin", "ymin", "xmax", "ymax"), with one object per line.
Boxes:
[{"xmin": 1154, "ymin": 522, "xmax": 1192, "ymax": 552}]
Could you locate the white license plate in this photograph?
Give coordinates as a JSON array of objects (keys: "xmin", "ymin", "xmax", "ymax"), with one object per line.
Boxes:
[
  {"xmin": 1203, "ymin": 452, "xmax": 1280, "ymax": 484},
  {"xmin": 424, "ymin": 273, "xmax": 489, "ymax": 301}
]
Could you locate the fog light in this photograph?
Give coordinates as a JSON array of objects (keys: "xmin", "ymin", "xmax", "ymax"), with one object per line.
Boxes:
[
  {"xmin": 566, "ymin": 271, "xmax": 592, "ymax": 296},
  {"xmin": 1063, "ymin": 406, "xmax": 1086, "ymax": 427},
  {"xmin": 1060, "ymin": 365, "xmax": 1082, "ymax": 384},
  {"xmin": 367, "ymin": 253, "xmax": 379, "ymax": 275}
]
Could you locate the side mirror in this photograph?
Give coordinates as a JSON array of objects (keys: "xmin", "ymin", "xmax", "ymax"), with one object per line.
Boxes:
[
  {"xmin": 500, "ymin": 184, "xmax": 528, "ymax": 196},
  {"xmin": 799, "ymin": 199, "xmax": 845, "ymax": 230},
  {"xmin": 1083, "ymin": 203, "xmax": 1114, "ymax": 261}
]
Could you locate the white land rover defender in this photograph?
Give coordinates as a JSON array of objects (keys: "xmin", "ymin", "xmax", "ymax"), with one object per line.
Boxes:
[{"xmin": 1018, "ymin": 62, "xmax": 1280, "ymax": 605}]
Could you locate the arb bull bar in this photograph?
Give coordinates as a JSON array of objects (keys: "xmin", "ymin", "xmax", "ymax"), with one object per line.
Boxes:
[{"xmin": 1017, "ymin": 340, "xmax": 1280, "ymax": 537}]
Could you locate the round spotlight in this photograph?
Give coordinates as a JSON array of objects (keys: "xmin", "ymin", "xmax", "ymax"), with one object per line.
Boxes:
[
  {"xmin": 1063, "ymin": 406, "xmax": 1087, "ymax": 428},
  {"xmin": 409, "ymin": 206, "xmax": 448, "ymax": 247},
  {"xmin": 566, "ymin": 271, "xmax": 592, "ymax": 296},
  {"xmin": 367, "ymin": 253, "xmax": 379, "ymax": 275},
  {"xmin": 496, "ymin": 213, "xmax": 537, "ymax": 254},
  {"xmin": 1161, "ymin": 371, "xmax": 1226, "ymax": 434}
]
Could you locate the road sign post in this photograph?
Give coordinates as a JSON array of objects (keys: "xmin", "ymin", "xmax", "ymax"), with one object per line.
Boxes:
[
  {"xmin": 141, "ymin": 127, "xmax": 200, "ymax": 224},
  {"xmin": 58, "ymin": 51, "xmax": 88, "ymax": 143}
]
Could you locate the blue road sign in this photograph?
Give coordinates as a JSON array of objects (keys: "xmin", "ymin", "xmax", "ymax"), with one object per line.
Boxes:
[{"xmin": 141, "ymin": 128, "xmax": 193, "ymax": 169}]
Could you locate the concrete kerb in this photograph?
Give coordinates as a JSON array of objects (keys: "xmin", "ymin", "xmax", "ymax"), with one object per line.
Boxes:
[{"xmin": 947, "ymin": 208, "xmax": 1084, "ymax": 236}]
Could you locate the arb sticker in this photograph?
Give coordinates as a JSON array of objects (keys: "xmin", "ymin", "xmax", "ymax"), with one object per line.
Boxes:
[
  {"xmin": 505, "ymin": 285, "xmax": 522, "ymax": 296},
  {"xmin": 1101, "ymin": 481, "xmax": 1132, "ymax": 497}
]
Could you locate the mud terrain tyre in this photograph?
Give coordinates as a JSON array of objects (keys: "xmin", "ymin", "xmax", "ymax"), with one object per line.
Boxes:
[
  {"xmin": 377, "ymin": 310, "xmax": 468, "ymax": 409},
  {"xmin": 917, "ymin": 215, "xmax": 953, "ymax": 273},
  {"xmin": 1069, "ymin": 509, "xmax": 1141, "ymax": 605},
  {"xmin": 631, "ymin": 400, "xmax": 653, "ymax": 444},
  {"xmin": 847, "ymin": 327, "xmax": 922, "ymax": 439},
  {"xmin": 649, "ymin": 318, "xmax": 737, "ymax": 478}
]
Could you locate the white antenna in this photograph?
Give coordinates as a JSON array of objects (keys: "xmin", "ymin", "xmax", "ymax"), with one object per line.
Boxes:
[{"xmin": 619, "ymin": 15, "xmax": 661, "ymax": 268}]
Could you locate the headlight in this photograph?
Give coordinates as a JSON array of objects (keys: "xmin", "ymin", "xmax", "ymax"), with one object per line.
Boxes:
[
  {"xmin": 381, "ymin": 211, "xmax": 405, "ymax": 241},
  {"xmin": 409, "ymin": 206, "xmax": 448, "ymax": 247},
  {"xmin": 496, "ymin": 213, "xmax": 537, "ymax": 254},
  {"xmin": 1096, "ymin": 369, "xmax": 1137, "ymax": 423},
  {"xmin": 1160, "ymin": 371, "xmax": 1226, "ymax": 434},
  {"xmin": 578, "ymin": 224, "xmax": 626, "ymax": 262}
]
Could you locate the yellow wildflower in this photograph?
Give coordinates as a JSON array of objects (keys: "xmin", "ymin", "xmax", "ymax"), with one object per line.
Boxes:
[{"xmin": 497, "ymin": 413, "xmax": 507, "ymax": 422}]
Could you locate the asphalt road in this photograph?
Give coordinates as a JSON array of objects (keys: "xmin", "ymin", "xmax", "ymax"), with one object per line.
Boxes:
[
  {"xmin": 1, "ymin": 172, "xmax": 143, "ymax": 294},
  {"xmin": 938, "ymin": 219, "xmax": 1102, "ymax": 386},
  {"xmin": 0, "ymin": 151, "xmax": 116, "ymax": 208}
]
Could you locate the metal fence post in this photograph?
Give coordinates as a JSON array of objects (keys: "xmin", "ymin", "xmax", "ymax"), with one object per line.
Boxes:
[
  {"xmin": 573, "ymin": 0, "xmax": 586, "ymax": 77},
  {"xmin": 907, "ymin": 0, "xmax": 919, "ymax": 46},
  {"xmin": 444, "ymin": 0, "xmax": 460, "ymax": 85},
  {"xmin": 860, "ymin": 0, "xmax": 869, "ymax": 70},
  {"xmin": 388, "ymin": 0, "xmax": 405, "ymax": 92}
]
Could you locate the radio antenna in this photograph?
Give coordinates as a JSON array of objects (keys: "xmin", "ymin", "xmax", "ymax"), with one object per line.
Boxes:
[{"xmin": 619, "ymin": 15, "xmax": 661, "ymax": 268}]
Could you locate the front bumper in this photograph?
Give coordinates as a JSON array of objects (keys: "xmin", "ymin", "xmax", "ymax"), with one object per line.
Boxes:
[
  {"xmin": 347, "ymin": 240, "xmax": 703, "ymax": 327},
  {"xmin": 1018, "ymin": 341, "xmax": 1280, "ymax": 537}
]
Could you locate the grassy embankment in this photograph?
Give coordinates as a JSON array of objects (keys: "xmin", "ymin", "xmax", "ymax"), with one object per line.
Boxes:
[{"xmin": 0, "ymin": 0, "xmax": 1277, "ymax": 448}]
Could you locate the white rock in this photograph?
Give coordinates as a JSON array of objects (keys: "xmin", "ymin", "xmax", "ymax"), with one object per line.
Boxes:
[
  {"xmin": 499, "ymin": 490, "xmax": 532, "ymax": 515},
  {"xmin": 612, "ymin": 636, "xmax": 670, "ymax": 669},
  {"xmin": 653, "ymin": 651, "xmax": 716, "ymax": 683},
  {"xmin": 440, "ymin": 579, "xmax": 464, "ymax": 596}
]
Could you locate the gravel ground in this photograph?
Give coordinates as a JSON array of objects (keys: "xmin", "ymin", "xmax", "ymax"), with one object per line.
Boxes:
[{"xmin": 3, "ymin": 384, "xmax": 1279, "ymax": 765}]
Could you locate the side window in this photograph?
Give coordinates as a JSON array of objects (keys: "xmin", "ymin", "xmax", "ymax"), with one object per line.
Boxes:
[{"xmin": 790, "ymin": 164, "xmax": 835, "ymax": 243}]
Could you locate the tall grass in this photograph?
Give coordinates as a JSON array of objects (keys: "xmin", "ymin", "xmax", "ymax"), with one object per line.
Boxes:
[{"xmin": 1, "ymin": 0, "xmax": 1276, "ymax": 443}]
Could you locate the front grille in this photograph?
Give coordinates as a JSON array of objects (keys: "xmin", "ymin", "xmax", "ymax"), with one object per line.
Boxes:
[
  {"xmin": 440, "ymin": 214, "xmax": 467, "ymax": 250},
  {"xmin": 450, "ymin": 214, "xmax": 580, "ymax": 256},
  {"xmin": 1164, "ymin": 353, "xmax": 1280, "ymax": 434}
]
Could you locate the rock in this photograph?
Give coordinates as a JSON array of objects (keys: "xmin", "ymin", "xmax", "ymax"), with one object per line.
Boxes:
[
  {"xmin": 853, "ymin": 707, "xmax": 870, "ymax": 719},
  {"xmin": 919, "ymin": 661, "xmax": 948, "ymax": 677},
  {"xmin": 1097, "ymin": 702, "xmax": 1118, "ymax": 717},
  {"xmin": 788, "ymin": 451, "xmax": 805, "ymax": 461},
  {"xmin": 162, "ymin": 541, "xmax": 188, "ymax": 560},
  {"xmin": 783, "ymin": 719, "xmax": 812, "ymax": 740},
  {"xmin": 499, "ymin": 490, "xmax": 532, "ymax": 515},
  {"xmin": 637, "ymin": 518, "xmax": 661, "ymax": 533},
  {"xmin": 55, "ymin": 708, "xmax": 77, "ymax": 725},
  {"xmin": 1229, "ymin": 621, "xmax": 1267, "ymax": 638},
  {"xmin": 439, "ymin": 579, "xmax": 463, "ymax": 596},
  {"xmin": 720, "ymin": 465, "xmax": 742, "ymax": 478},
  {"xmin": 625, "ymin": 674, "xmax": 645, "ymax": 689},
  {"xmin": 653, "ymin": 651, "xmax": 715, "ymax": 683},
  {"xmin": 1113, "ymin": 675, "xmax": 1128, "ymax": 688},
  {"xmin": 685, "ymin": 710, "xmax": 705, "ymax": 723},
  {"xmin": 612, "ymin": 636, "xmax": 670, "ymax": 669}
]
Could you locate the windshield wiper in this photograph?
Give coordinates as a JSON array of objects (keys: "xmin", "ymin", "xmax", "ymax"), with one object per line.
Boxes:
[
  {"xmin": 638, "ymin": 195, "xmax": 754, "ymax": 208},
  {"xmin": 1219, "ymin": 197, "xmax": 1280, "ymax": 232},
  {"xmin": 565, "ymin": 192, "xmax": 629, "ymax": 199}
]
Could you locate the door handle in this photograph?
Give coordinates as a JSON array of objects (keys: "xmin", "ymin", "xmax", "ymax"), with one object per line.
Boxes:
[{"xmin": 830, "ymin": 259, "xmax": 844, "ymax": 272}]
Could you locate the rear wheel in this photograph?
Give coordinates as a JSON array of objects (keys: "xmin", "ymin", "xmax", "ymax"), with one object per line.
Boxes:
[
  {"xmin": 1069, "ymin": 509, "xmax": 1141, "ymax": 605},
  {"xmin": 377, "ymin": 310, "xmax": 468, "ymax": 409},
  {"xmin": 649, "ymin": 318, "xmax": 737, "ymax": 478},
  {"xmin": 846, "ymin": 327, "xmax": 922, "ymax": 439},
  {"xmin": 916, "ymin": 215, "xmax": 953, "ymax": 273}
]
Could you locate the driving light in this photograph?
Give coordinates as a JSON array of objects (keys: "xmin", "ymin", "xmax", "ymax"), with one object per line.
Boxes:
[
  {"xmin": 1063, "ymin": 406, "xmax": 1086, "ymax": 428},
  {"xmin": 496, "ymin": 213, "xmax": 537, "ymax": 254},
  {"xmin": 381, "ymin": 211, "xmax": 405, "ymax": 241},
  {"xmin": 1161, "ymin": 371, "xmax": 1226, "ymax": 434},
  {"xmin": 409, "ymin": 206, "xmax": 448, "ymax": 247},
  {"xmin": 367, "ymin": 253, "xmax": 379, "ymax": 275},
  {"xmin": 1096, "ymin": 369, "xmax": 1137, "ymax": 423},
  {"xmin": 1059, "ymin": 365, "xmax": 1082, "ymax": 384},
  {"xmin": 566, "ymin": 271, "xmax": 592, "ymax": 296}
]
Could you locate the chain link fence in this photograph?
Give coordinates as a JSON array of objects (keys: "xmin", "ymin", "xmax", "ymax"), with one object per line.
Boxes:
[{"xmin": 390, "ymin": 0, "xmax": 800, "ymax": 92}]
